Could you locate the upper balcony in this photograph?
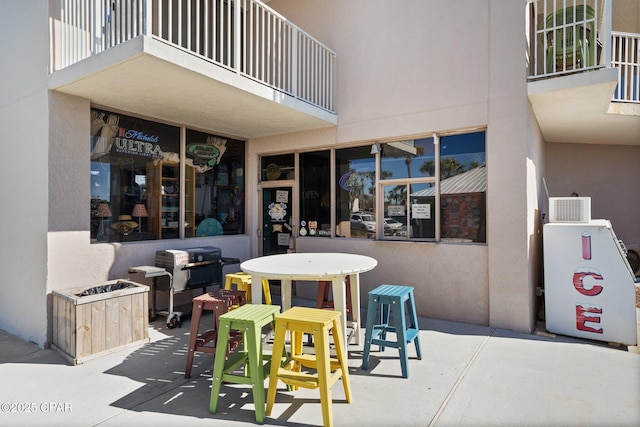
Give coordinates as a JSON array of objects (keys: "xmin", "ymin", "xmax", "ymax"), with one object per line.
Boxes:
[
  {"xmin": 49, "ymin": 0, "xmax": 336, "ymax": 139},
  {"xmin": 527, "ymin": 0, "xmax": 640, "ymax": 146}
]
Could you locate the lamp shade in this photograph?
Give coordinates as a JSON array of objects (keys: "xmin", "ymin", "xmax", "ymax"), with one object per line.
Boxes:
[
  {"xmin": 96, "ymin": 203, "xmax": 112, "ymax": 218},
  {"xmin": 132, "ymin": 204, "xmax": 148, "ymax": 218}
]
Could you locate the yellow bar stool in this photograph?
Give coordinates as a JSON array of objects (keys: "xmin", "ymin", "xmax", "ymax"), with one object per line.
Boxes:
[
  {"xmin": 209, "ymin": 303, "xmax": 281, "ymax": 423},
  {"xmin": 266, "ymin": 306, "xmax": 352, "ymax": 427},
  {"xmin": 224, "ymin": 272, "xmax": 272, "ymax": 304}
]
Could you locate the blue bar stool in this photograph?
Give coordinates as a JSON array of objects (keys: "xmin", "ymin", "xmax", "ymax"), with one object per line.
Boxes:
[{"xmin": 361, "ymin": 284, "xmax": 421, "ymax": 378}]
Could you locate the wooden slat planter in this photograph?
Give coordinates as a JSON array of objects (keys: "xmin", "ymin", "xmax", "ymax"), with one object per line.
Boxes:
[{"xmin": 51, "ymin": 280, "xmax": 150, "ymax": 365}]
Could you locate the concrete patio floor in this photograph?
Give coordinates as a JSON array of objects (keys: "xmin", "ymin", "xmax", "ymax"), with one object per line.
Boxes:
[{"xmin": 1, "ymin": 296, "xmax": 639, "ymax": 427}]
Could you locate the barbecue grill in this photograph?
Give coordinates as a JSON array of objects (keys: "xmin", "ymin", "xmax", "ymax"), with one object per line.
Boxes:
[{"xmin": 131, "ymin": 246, "xmax": 239, "ymax": 328}]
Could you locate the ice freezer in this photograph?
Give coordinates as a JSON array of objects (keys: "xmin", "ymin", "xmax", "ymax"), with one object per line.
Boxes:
[{"xmin": 544, "ymin": 219, "xmax": 638, "ymax": 345}]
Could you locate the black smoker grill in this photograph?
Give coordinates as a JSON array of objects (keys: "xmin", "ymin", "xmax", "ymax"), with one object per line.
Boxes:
[{"xmin": 153, "ymin": 246, "xmax": 239, "ymax": 328}]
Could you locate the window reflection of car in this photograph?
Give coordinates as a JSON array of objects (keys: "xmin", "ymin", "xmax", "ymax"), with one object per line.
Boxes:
[
  {"xmin": 384, "ymin": 218, "xmax": 402, "ymax": 230},
  {"xmin": 350, "ymin": 213, "xmax": 376, "ymax": 233},
  {"xmin": 383, "ymin": 218, "xmax": 403, "ymax": 232}
]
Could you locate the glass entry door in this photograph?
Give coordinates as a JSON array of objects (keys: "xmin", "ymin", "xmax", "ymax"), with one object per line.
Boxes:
[{"xmin": 261, "ymin": 187, "xmax": 293, "ymax": 256}]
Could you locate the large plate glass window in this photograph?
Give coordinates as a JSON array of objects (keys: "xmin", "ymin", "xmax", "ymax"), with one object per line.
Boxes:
[
  {"xmin": 90, "ymin": 109, "xmax": 179, "ymax": 242},
  {"xmin": 335, "ymin": 146, "xmax": 376, "ymax": 238},
  {"xmin": 90, "ymin": 108, "xmax": 246, "ymax": 242},
  {"xmin": 380, "ymin": 137, "xmax": 436, "ymax": 241},
  {"xmin": 378, "ymin": 132, "xmax": 485, "ymax": 243},
  {"xmin": 439, "ymin": 131, "xmax": 486, "ymax": 243},
  {"xmin": 186, "ymin": 129, "xmax": 245, "ymax": 237}
]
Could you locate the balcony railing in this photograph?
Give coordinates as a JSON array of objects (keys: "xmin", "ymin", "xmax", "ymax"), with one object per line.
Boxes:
[
  {"xmin": 528, "ymin": 0, "xmax": 640, "ymax": 104},
  {"xmin": 529, "ymin": 0, "xmax": 608, "ymax": 78},
  {"xmin": 612, "ymin": 32, "xmax": 640, "ymax": 103},
  {"xmin": 50, "ymin": 0, "xmax": 335, "ymax": 112}
]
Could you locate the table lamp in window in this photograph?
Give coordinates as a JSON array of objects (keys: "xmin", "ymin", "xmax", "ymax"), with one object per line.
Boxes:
[
  {"xmin": 96, "ymin": 203, "xmax": 112, "ymax": 240},
  {"xmin": 132, "ymin": 203, "xmax": 148, "ymax": 233}
]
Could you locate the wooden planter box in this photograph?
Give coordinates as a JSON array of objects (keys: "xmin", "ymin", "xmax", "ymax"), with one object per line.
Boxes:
[{"xmin": 52, "ymin": 280, "xmax": 150, "ymax": 365}]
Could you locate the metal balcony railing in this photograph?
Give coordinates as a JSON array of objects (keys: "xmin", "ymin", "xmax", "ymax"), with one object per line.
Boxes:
[
  {"xmin": 529, "ymin": 0, "xmax": 607, "ymax": 78},
  {"xmin": 528, "ymin": 0, "xmax": 640, "ymax": 104},
  {"xmin": 50, "ymin": 0, "xmax": 335, "ymax": 112},
  {"xmin": 612, "ymin": 32, "xmax": 640, "ymax": 103}
]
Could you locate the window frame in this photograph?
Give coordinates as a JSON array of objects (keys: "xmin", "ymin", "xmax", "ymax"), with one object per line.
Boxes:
[
  {"xmin": 262, "ymin": 129, "xmax": 486, "ymax": 244},
  {"xmin": 90, "ymin": 107, "xmax": 246, "ymax": 243},
  {"xmin": 375, "ymin": 135, "xmax": 439, "ymax": 241}
]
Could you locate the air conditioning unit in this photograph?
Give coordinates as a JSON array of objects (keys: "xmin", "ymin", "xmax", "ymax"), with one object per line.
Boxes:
[{"xmin": 548, "ymin": 197, "xmax": 591, "ymax": 223}]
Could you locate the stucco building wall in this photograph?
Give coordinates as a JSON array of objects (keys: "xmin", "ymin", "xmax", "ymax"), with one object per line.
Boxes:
[
  {"xmin": 0, "ymin": 1, "xmax": 50, "ymax": 345},
  {"xmin": 251, "ymin": 0, "xmax": 538, "ymax": 331},
  {"xmin": 0, "ymin": 0, "xmax": 559, "ymax": 346},
  {"xmin": 545, "ymin": 143, "xmax": 640, "ymax": 245}
]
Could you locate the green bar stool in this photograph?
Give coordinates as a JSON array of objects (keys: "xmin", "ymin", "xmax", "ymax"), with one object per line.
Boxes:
[
  {"xmin": 361, "ymin": 284, "xmax": 421, "ymax": 378},
  {"xmin": 209, "ymin": 303, "xmax": 280, "ymax": 423}
]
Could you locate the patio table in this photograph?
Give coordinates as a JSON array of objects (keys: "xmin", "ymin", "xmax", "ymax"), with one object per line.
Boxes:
[{"xmin": 240, "ymin": 252, "xmax": 377, "ymax": 348}]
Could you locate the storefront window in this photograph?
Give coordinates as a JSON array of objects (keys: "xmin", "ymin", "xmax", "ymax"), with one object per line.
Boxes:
[
  {"xmin": 439, "ymin": 131, "xmax": 486, "ymax": 242},
  {"xmin": 378, "ymin": 132, "xmax": 485, "ymax": 243},
  {"xmin": 335, "ymin": 146, "xmax": 376, "ymax": 238},
  {"xmin": 299, "ymin": 151, "xmax": 331, "ymax": 237},
  {"xmin": 90, "ymin": 108, "xmax": 245, "ymax": 242},
  {"xmin": 379, "ymin": 138, "xmax": 436, "ymax": 241},
  {"xmin": 187, "ymin": 129, "xmax": 245, "ymax": 236}
]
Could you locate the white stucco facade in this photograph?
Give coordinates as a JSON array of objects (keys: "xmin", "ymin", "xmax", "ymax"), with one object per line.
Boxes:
[{"xmin": 0, "ymin": 0, "xmax": 637, "ymax": 348}]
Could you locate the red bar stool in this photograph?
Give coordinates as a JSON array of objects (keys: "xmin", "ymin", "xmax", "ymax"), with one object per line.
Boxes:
[
  {"xmin": 184, "ymin": 289, "xmax": 246, "ymax": 379},
  {"xmin": 315, "ymin": 277, "xmax": 353, "ymax": 320}
]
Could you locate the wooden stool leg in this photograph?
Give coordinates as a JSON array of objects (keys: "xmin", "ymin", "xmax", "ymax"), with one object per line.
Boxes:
[
  {"xmin": 209, "ymin": 319, "xmax": 231, "ymax": 414},
  {"xmin": 185, "ymin": 300, "xmax": 204, "ymax": 379},
  {"xmin": 243, "ymin": 281, "xmax": 252, "ymax": 302},
  {"xmin": 316, "ymin": 281, "xmax": 330, "ymax": 308},
  {"xmin": 345, "ymin": 279, "xmax": 353, "ymax": 321},
  {"xmin": 315, "ymin": 280, "xmax": 353, "ymax": 320},
  {"xmin": 394, "ymin": 299, "xmax": 409, "ymax": 378},
  {"xmin": 313, "ymin": 327, "xmax": 334, "ymax": 427},
  {"xmin": 262, "ymin": 279, "xmax": 272, "ymax": 305},
  {"xmin": 361, "ymin": 294, "xmax": 378, "ymax": 370},
  {"xmin": 245, "ymin": 321, "xmax": 267, "ymax": 423},
  {"xmin": 292, "ymin": 330, "xmax": 304, "ymax": 391},
  {"xmin": 408, "ymin": 292, "xmax": 422, "ymax": 359},
  {"xmin": 266, "ymin": 321, "xmax": 287, "ymax": 416},
  {"xmin": 379, "ymin": 301, "xmax": 391, "ymax": 351},
  {"xmin": 331, "ymin": 318, "xmax": 352, "ymax": 402}
]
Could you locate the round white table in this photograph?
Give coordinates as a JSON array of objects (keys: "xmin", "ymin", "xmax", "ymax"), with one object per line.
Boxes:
[{"xmin": 241, "ymin": 253, "xmax": 377, "ymax": 349}]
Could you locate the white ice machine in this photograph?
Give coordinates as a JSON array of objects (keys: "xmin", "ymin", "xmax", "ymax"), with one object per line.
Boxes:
[{"xmin": 544, "ymin": 197, "xmax": 638, "ymax": 345}]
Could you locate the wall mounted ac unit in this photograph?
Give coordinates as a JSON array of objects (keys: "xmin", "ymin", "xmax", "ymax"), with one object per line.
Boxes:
[{"xmin": 548, "ymin": 197, "xmax": 591, "ymax": 223}]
